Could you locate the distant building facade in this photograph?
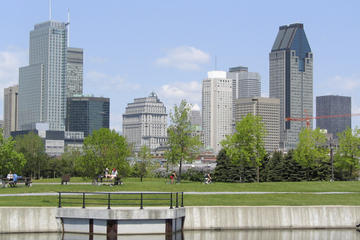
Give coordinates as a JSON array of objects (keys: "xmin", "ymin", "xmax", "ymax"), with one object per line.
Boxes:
[
  {"xmin": 11, "ymin": 123, "xmax": 84, "ymax": 157},
  {"xmin": 66, "ymin": 47, "xmax": 83, "ymax": 97},
  {"xmin": 227, "ymin": 66, "xmax": 261, "ymax": 99},
  {"xmin": 202, "ymin": 71, "xmax": 232, "ymax": 153},
  {"xmin": 19, "ymin": 21, "xmax": 68, "ymax": 131},
  {"xmin": 316, "ymin": 95, "xmax": 351, "ymax": 138},
  {"xmin": 4, "ymin": 85, "xmax": 18, "ymax": 138},
  {"xmin": 122, "ymin": 92, "xmax": 167, "ymax": 152},
  {"xmin": 270, "ymin": 23, "xmax": 313, "ymax": 149},
  {"xmin": 66, "ymin": 96, "xmax": 110, "ymax": 137},
  {"xmin": 189, "ymin": 109, "xmax": 203, "ymax": 144},
  {"xmin": 235, "ymin": 98, "xmax": 280, "ymax": 152}
]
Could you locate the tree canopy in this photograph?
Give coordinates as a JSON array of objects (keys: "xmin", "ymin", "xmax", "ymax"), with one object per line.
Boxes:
[
  {"xmin": 78, "ymin": 128, "xmax": 131, "ymax": 178},
  {"xmin": 15, "ymin": 132, "xmax": 46, "ymax": 178},
  {"xmin": 335, "ymin": 127, "xmax": 360, "ymax": 180},
  {"xmin": 165, "ymin": 100, "xmax": 201, "ymax": 182},
  {"xmin": 221, "ymin": 113, "xmax": 266, "ymax": 182},
  {"xmin": 0, "ymin": 130, "xmax": 26, "ymax": 177},
  {"xmin": 293, "ymin": 128, "xmax": 329, "ymax": 180}
]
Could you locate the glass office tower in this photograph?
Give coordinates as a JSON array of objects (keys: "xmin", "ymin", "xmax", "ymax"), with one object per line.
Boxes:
[
  {"xmin": 269, "ymin": 23, "xmax": 313, "ymax": 149},
  {"xmin": 19, "ymin": 21, "xmax": 68, "ymax": 131}
]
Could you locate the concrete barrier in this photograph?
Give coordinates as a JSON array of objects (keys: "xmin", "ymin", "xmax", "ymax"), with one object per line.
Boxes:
[
  {"xmin": 0, "ymin": 207, "xmax": 60, "ymax": 233},
  {"xmin": 184, "ymin": 206, "xmax": 360, "ymax": 230},
  {"xmin": 1, "ymin": 206, "xmax": 360, "ymax": 233}
]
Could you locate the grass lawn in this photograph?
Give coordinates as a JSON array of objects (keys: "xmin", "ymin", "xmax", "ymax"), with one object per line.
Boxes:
[{"xmin": 1, "ymin": 178, "xmax": 360, "ymax": 206}]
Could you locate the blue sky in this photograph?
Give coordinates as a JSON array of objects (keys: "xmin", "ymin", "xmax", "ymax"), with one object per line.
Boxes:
[{"xmin": 0, "ymin": 0, "xmax": 359, "ymax": 131}]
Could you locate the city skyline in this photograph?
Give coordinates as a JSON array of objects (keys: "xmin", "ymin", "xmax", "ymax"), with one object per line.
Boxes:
[{"xmin": 0, "ymin": 1, "xmax": 360, "ymax": 131}]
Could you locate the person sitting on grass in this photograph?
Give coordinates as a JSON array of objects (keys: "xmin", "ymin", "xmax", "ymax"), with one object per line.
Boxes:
[
  {"xmin": 104, "ymin": 168, "xmax": 110, "ymax": 178},
  {"xmin": 111, "ymin": 168, "xmax": 118, "ymax": 179},
  {"xmin": 6, "ymin": 171, "xmax": 13, "ymax": 181}
]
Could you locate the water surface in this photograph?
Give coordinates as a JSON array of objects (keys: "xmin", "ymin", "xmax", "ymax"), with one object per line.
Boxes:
[{"xmin": 0, "ymin": 230, "xmax": 360, "ymax": 240}]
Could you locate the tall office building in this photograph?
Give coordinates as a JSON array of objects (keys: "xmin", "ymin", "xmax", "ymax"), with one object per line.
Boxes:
[
  {"xmin": 269, "ymin": 23, "xmax": 313, "ymax": 149},
  {"xmin": 202, "ymin": 71, "xmax": 232, "ymax": 153},
  {"xmin": 66, "ymin": 47, "xmax": 83, "ymax": 97},
  {"xmin": 3, "ymin": 85, "xmax": 18, "ymax": 138},
  {"xmin": 66, "ymin": 96, "xmax": 110, "ymax": 137},
  {"xmin": 234, "ymin": 98, "xmax": 280, "ymax": 152},
  {"xmin": 228, "ymin": 66, "xmax": 261, "ymax": 99},
  {"xmin": 122, "ymin": 92, "xmax": 168, "ymax": 152},
  {"xmin": 316, "ymin": 95, "xmax": 351, "ymax": 138},
  {"xmin": 18, "ymin": 21, "xmax": 68, "ymax": 131}
]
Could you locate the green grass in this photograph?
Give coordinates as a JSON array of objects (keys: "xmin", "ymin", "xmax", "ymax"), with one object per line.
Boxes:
[
  {"xmin": 1, "ymin": 194, "xmax": 360, "ymax": 207},
  {"xmin": 2, "ymin": 179, "xmax": 360, "ymax": 206},
  {"xmin": 3, "ymin": 178, "xmax": 360, "ymax": 194}
]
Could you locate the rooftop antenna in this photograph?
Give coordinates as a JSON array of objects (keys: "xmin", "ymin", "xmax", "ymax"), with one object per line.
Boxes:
[
  {"xmin": 67, "ymin": 8, "xmax": 70, "ymax": 47},
  {"xmin": 49, "ymin": 0, "xmax": 52, "ymax": 20}
]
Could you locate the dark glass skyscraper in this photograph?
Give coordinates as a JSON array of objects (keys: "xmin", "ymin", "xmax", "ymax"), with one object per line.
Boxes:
[
  {"xmin": 316, "ymin": 95, "xmax": 351, "ymax": 138},
  {"xmin": 270, "ymin": 23, "xmax": 313, "ymax": 149},
  {"xmin": 66, "ymin": 97, "xmax": 110, "ymax": 136}
]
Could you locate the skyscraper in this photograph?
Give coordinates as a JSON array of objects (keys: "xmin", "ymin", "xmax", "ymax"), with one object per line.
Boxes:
[
  {"xmin": 18, "ymin": 21, "xmax": 68, "ymax": 131},
  {"xmin": 66, "ymin": 47, "xmax": 83, "ymax": 98},
  {"xmin": 66, "ymin": 96, "xmax": 110, "ymax": 137},
  {"xmin": 202, "ymin": 71, "xmax": 233, "ymax": 153},
  {"xmin": 122, "ymin": 92, "xmax": 168, "ymax": 152},
  {"xmin": 316, "ymin": 95, "xmax": 351, "ymax": 138},
  {"xmin": 3, "ymin": 85, "xmax": 18, "ymax": 138},
  {"xmin": 269, "ymin": 23, "xmax": 313, "ymax": 149},
  {"xmin": 227, "ymin": 66, "xmax": 261, "ymax": 99},
  {"xmin": 234, "ymin": 98, "xmax": 280, "ymax": 152}
]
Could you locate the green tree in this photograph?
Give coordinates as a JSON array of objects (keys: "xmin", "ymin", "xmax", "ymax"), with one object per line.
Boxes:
[
  {"xmin": 221, "ymin": 113, "xmax": 266, "ymax": 182},
  {"xmin": 293, "ymin": 128, "xmax": 329, "ymax": 180},
  {"xmin": 78, "ymin": 128, "xmax": 131, "ymax": 178},
  {"xmin": 165, "ymin": 100, "xmax": 202, "ymax": 183},
  {"xmin": 136, "ymin": 145, "xmax": 152, "ymax": 182},
  {"xmin": 15, "ymin": 132, "xmax": 46, "ymax": 179},
  {"xmin": 335, "ymin": 128, "xmax": 360, "ymax": 180},
  {"xmin": 0, "ymin": 131, "xmax": 26, "ymax": 176}
]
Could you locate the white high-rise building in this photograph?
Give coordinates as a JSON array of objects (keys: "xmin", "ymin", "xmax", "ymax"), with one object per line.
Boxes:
[
  {"xmin": 122, "ymin": 92, "xmax": 168, "ymax": 152},
  {"xmin": 202, "ymin": 71, "xmax": 233, "ymax": 153},
  {"xmin": 18, "ymin": 21, "xmax": 68, "ymax": 131},
  {"xmin": 3, "ymin": 85, "xmax": 18, "ymax": 138},
  {"xmin": 270, "ymin": 23, "xmax": 313, "ymax": 149}
]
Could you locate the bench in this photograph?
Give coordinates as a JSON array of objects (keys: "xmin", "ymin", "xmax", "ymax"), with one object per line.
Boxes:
[
  {"xmin": 92, "ymin": 176, "xmax": 123, "ymax": 186},
  {"xmin": 61, "ymin": 175, "xmax": 71, "ymax": 185},
  {"xmin": 1, "ymin": 177, "xmax": 32, "ymax": 188}
]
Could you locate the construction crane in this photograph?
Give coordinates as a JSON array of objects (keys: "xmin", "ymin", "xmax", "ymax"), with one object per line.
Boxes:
[{"xmin": 285, "ymin": 113, "xmax": 360, "ymax": 128}]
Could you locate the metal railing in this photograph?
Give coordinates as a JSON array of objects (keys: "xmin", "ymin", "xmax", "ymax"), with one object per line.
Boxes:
[{"xmin": 58, "ymin": 192, "xmax": 184, "ymax": 209}]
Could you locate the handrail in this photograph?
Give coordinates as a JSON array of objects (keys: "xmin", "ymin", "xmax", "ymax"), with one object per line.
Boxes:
[{"xmin": 58, "ymin": 192, "xmax": 184, "ymax": 209}]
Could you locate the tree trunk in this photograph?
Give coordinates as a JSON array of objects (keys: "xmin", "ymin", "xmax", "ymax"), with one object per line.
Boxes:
[
  {"xmin": 178, "ymin": 157, "xmax": 183, "ymax": 183},
  {"xmin": 140, "ymin": 175, "xmax": 143, "ymax": 182},
  {"xmin": 256, "ymin": 166, "xmax": 260, "ymax": 182}
]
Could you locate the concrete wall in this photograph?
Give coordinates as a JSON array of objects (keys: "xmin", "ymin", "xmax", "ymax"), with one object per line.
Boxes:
[
  {"xmin": 184, "ymin": 206, "xmax": 360, "ymax": 230},
  {"xmin": 1, "ymin": 206, "xmax": 360, "ymax": 233},
  {"xmin": 0, "ymin": 207, "xmax": 60, "ymax": 233}
]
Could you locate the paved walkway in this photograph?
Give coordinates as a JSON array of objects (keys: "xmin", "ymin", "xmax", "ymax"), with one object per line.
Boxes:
[{"xmin": 0, "ymin": 191, "xmax": 358, "ymax": 197}]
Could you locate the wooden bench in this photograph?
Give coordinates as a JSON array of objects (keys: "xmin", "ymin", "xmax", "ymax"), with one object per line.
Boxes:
[
  {"xmin": 61, "ymin": 175, "xmax": 71, "ymax": 185},
  {"xmin": 1, "ymin": 177, "xmax": 32, "ymax": 188},
  {"xmin": 92, "ymin": 176, "xmax": 123, "ymax": 186}
]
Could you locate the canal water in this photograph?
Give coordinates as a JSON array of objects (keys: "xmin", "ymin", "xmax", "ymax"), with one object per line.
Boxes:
[{"xmin": 0, "ymin": 230, "xmax": 360, "ymax": 240}]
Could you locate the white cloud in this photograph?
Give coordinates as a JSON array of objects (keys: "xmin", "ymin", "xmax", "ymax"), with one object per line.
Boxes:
[
  {"xmin": 329, "ymin": 75, "xmax": 360, "ymax": 91},
  {"xmin": 158, "ymin": 81, "xmax": 202, "ymax": 110},
  {"xmin": 156, "ymin": 46, "xmax": 210, "ymax": 70},
  {"xmin": 0, "ymin": 47, "xmax": 27, "ymax": 89},
  {"xmin": 85, "ymin": 71, "xmax": 140, "ymax": 92}
]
